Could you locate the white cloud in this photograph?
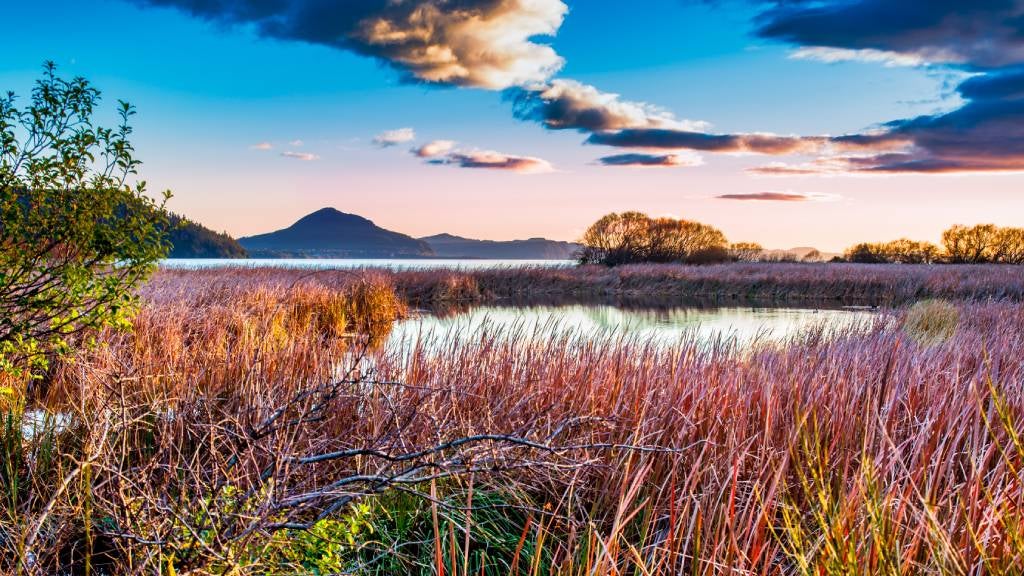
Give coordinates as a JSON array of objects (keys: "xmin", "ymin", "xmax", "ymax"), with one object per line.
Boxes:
[
  {"xmin": 281, "ymin": 151, "xmax": 320, "ymax": 161},
  {"xmin": 374, "ymin": 127, "xmax": 417, "ymax": 147},
  {"xmin": 789, "ymin": 46, "xmax": 929, "ymax": 68}
]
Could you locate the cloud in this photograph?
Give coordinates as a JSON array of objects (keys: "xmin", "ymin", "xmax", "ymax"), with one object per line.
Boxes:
[
  {"xmin": 597, "ymin": 153, "xmax": 701, "ymax": 167},
  {"xmin": 716, "ymin": 191, "xmax": 840, "ymax": 202},
  {"xmin": 735, "ymin": 1, "xmax": 1024, "ymax": 174},
  {"xmin": 756, "ymin": 0, "xmax": 1024, "ymax": 69},
  {"xmin": 413, "ymin": 139, "xmax": 456, "ymax": 158},
  {"xmin": 250, "ymin": 142, "xmax": 273, "ymax": 150},
  {"xmin": 374, "ymin": 127, "xmax": 416, "ymax": 147},
  {"xmin": 587, "ymin": 129, "xmax": 826, "ymax": 155},
  {"xmin": 510, "ymin": 79, "xmax": 708, "ymax": 132},
  {"xmin": 133, "ymin": 0, "xmax": 568, "ymax": 89},
  {"xmin": 281, "ymin": 151, "xmax": 320, "ymax": 161},
  {"xmin": 142, "ymin": 0, "xmax": 1024, "ymax": 176},
  {"xmin": 289, "ymin": 139, "xmax": 304, "ymax": 147},
  {"xmin": 744, "ymin": 65, "xmax": 1024, "ymax": 174},
  {"xmin": 429, "ymin": 149, "xmax": 553, "ymax": 173},
  {"xmin": 789, "ymin": 47, "xmax": 928, "ymax": 68}
]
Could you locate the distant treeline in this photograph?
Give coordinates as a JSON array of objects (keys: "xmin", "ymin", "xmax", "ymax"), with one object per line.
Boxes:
[
  {"xmin": 166, "ymin": 213, "xmax": 248, "ymax": 258},
  {"xmin": 844, "ymin": 224, "xmax": 1024, "ymax": 264},
  {"xmin": 578, "ymin": 213, "xmax": 1024, "ymax": 266}
]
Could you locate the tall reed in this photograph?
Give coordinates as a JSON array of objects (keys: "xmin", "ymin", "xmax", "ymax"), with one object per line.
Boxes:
[{"xmin": 2, "ymin": 268, "xmax": 1022, "ymax": 574}]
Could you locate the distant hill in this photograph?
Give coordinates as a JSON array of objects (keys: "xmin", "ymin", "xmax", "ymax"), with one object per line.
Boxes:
[
  {"xmin": 238, "ymin": 208, "xmax": 434, "ymax": 258},
  {"xmin": 421, "ymin": 233, "xmax": 581, "ymax": 260},
  {"xmin": 166, "ymin": 214, "xmax": 248, "ymax": 258}
]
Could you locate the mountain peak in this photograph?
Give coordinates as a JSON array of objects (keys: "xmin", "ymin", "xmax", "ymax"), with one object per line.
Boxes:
[
  {"xmin": 238, "ymin": 208, "xmax": 433, "ymax": 258},
  {"xmin": 293, "ymin": 207, "xmax": 373, "ymax": 228}
]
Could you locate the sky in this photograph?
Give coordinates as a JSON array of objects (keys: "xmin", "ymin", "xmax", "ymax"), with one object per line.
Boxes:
[{"xmin": 2, "ymin": 0, "xmax": 1023, "ymax": 252}]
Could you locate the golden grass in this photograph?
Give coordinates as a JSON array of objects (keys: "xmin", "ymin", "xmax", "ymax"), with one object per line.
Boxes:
[{"xmin": 903, "ymin": 298, "xmax": 960, "ymax": 345}]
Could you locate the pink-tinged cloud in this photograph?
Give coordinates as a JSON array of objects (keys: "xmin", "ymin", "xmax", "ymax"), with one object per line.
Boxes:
[
  {"xmin": 250, "ymin": 142, "xmax": 273, "ymax": 150},
  {"xmin": 281, "ymin": 151, "xmax": 320, "ymax": 161},
  {"xmin": 717, "ymin": 191, "xmax": 841, "ymax": 202},
  {"xmin": 430, "ymin": 150, "xmax": 553, "ymax": 173},
  {"xmin": 597, "ymin": 153, "xmax": 699, "ymax": 167},
  {"xmin": 587, "ymin": 129, "xmax": 827, "ymax": 155},
  {"xmin": 373, "ymin": 127, "xmax": 416, "ymax": 147},
  {"xmin": 413, "ymin": 140, "xmax": 456, "ymax": 158}
]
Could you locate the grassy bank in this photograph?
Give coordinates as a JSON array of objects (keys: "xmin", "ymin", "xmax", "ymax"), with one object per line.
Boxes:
[{"xmin": 2, "ymin": 269, "xmax": 1023, "ymax": 573}]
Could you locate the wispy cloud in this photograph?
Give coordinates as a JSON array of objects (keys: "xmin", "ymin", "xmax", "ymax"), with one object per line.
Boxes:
[
  {"xmin": 716, "ymin": 191, "xmax": 841, "ymax": 202},
  {"xmin": 789, "ymin": 47, "xmax": 928, "ymax": 68},
  {"xmin": 250, "ymin": 142, "xmax": 273, "ymax": 151},
  {"xmin": 597, "ymin": 153, "xmax": 700, "ymax": 168},
  {"xmin": 281, "ymin": 151, "xmax": 320, "ymax": 161},
  {"xmin": 374, "ymin": 127, "xmax": 416, "ymax": 147},
  {"xmin": 288, "ymin": 139, "xmax": 304, "ymax": 147},
  {"xmin": 413, "ymin": 140, "xmax": 456, "ymax": 158},
  {"xmin": 587, "ymin": 130, "xmax": 824, "ymax": 155},
  {"xmin": 429, "ymin": 150, "xmax": 553, "ymax": 173}
]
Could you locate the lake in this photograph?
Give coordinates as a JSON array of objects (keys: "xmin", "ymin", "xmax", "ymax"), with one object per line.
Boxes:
[
  {"xmin": 161, "ymin": 258, "xmax": 574, "ymax": 270},
  {"xmin": 386, "ymin": 303, "xmax": 877, "ymax": 353}
]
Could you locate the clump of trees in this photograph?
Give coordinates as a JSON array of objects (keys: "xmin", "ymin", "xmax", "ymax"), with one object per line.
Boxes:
[
  {"xmin": 845, "ymin": 239, "xmax": 942, "ymax": 264},
  {"xmin": 579, "ymin": 212, "xmax": 758, "ymax": 265},
  {"xmin": 942, "ymin": 224, "xmax": 1024, "ymax": 264},
  {"xmin": 844, "ymin": 224, "xmax": 1024, "ymax": 264}
]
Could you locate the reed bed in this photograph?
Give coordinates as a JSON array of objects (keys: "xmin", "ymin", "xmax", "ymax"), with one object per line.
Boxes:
[
  {"xmin": 154, "ymin": 262, "xmax": 1024, "ymax": 308},
  {"xmin": 1, "ymin": 269, "xmax": 1023, "ymax": 574},
  {"xmin": 357, "ymin": 300, "xmax": 1024, "ymax": 574}
]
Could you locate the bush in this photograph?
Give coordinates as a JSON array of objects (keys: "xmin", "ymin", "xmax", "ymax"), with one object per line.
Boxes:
[{"xmin": 0, "ymin": 63, "xmax": 169, "ymax": 380}]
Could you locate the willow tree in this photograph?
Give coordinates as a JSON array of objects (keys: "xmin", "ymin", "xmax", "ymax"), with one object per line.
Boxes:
[{"xmin": 0, "ymin": 63, "xmax": 169, "ymax": 378}]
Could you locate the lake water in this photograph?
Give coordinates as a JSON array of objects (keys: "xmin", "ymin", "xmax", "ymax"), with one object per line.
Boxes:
[
  {"xmin": 386, "ymin": 304, "xmax": 876, "ymax": 353},
  {"xmin": 161, "ymin": 258, "xmax": 573, "ymax": 270}
]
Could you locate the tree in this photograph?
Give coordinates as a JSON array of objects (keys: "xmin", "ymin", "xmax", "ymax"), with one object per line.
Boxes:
[
  {"xmin": 802, "ymin": 249, "xmax": 822, "ymax": 263},
  {"xmin": 577, "ymin": 211, "xmax": 652, "ymax": 265},
  {"xmin": 997, "ymin": 227, "xmax": 1024, "ymax": 264},
  {"xmin": 578, "ymin": 212, "xmax": 729, "ymax": 265},
  {"xmin": 845, "ymin": 239, "xmax": 941, "ymax": 264},
  {"xmin": 942, "ymin": 224, "xmax": 999, "ymax": 263},
  {"xmin": 0, "ymin": 63, "xmax": 169, "ymax": 378},
  {"xmin": 728, "ymin": 242, "xmax": 763, "ymax": 262},
  {"xmin": 845, "ymin": 243, "xmax": 888, "ymax": 263}
]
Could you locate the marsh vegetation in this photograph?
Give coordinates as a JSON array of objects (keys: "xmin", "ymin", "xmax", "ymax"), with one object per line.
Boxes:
[{"xmin": 3, "ymin": 65, "xmax": 1024, "ymax": 575}]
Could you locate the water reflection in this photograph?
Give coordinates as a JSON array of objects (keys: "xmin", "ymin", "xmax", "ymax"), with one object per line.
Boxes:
[{"xmin": 387, "ymin": 304, "xmax": 876, "ymax": 353}]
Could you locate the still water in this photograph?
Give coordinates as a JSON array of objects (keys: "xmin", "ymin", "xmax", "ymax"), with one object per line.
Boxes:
[
  {"xmin": 161, "ymin": 258, "xmax": 572, "ymax": 270},
  {"xmin": 386, "ymin": 304, "xmax": 876, "ymax": 352}
]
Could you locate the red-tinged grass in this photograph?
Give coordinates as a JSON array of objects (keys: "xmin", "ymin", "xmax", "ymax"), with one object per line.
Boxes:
[
  {"xmin": 353, "ymin": 299, "xmax": 1024, "ymax": 574},
  {"xmin": 3, "ymin": 268, "xmax": 1024, "ymax": 574}
]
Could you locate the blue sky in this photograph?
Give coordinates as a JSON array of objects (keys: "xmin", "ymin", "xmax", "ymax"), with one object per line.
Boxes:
[{"xmin": 2, "ymin": 0, "xmax": 1021, "ymax": 250}]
